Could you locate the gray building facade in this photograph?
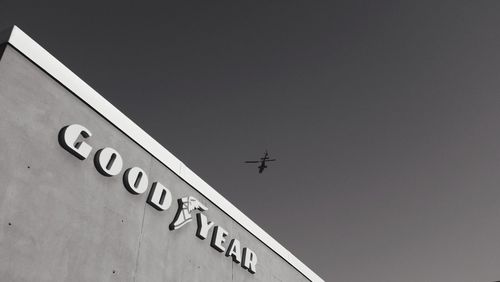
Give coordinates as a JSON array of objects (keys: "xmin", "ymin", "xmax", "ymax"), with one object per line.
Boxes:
[{"xmin": 0, "ymin": 26, "xmax": 323, "ymax": 282}]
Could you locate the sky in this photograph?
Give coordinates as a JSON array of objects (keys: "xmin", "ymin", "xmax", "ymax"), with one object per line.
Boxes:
[{"xmin": 2, "ymin": 1, "xmax": 500, "ymax": 281}]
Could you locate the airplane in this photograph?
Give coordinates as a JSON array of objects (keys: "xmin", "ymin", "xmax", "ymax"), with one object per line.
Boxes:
[{"xmin": 245, "ymin": 150, "xmax": 276, "ymax": 173}]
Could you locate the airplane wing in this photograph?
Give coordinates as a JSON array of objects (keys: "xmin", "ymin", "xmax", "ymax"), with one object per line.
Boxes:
[{"xmin": 245, "ymin": 161, "xmax": 259, "ymax": 163}]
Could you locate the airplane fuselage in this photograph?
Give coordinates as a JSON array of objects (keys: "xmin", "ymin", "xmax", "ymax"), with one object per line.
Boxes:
[
  {"xmin": 258, "ymin": 162, "xmax": 267, "ymax": 173},
  {"xmin": 245, "ymin": 151, "xmax": 275, "ymax": 173}
]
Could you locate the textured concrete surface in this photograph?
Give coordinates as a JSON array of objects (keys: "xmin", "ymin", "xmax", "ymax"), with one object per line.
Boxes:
[{"xmin": 0, "ymin": 45, "xmax": 309, "ymax": 282}]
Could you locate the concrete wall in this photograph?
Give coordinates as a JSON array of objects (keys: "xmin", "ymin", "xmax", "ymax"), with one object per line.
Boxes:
[{"xmin": 0, "ymin": 45, "xmax": 309, "ymax": 282}]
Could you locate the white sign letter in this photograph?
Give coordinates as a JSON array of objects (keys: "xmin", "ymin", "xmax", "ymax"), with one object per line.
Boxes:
[
  {"xmin": 58, "ymin": 124, "xmax": 92, "ymax": 160},
  {"xmin": 147, "ymin": 182, "xmax": 172, "ymax": 211},
  {"xmin": 123, "ymin": 167, "xmax": 149, "ymax": 194},
  {"xmin": 210, "ymin": 226, "xmax": 228, "ymax": 252},
  {"xmin": 225, "ymin": 239, "xmax": 242, "ymax": 263},
  {"xmin": 242, "ymin": 247, "xmax": 257, "ymax": 274},
  {"xmin": 195, "ymin": 213, "xmax": 214, "ymax": 239},
  {"xmin": 94, "ymin": 147, "xmax": 123, "ymax": 176}
]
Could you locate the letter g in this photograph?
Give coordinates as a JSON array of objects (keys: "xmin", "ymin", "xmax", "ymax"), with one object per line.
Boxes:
[{"xmin": 58, "ymin": 124, "xmax": 93, "ymax": 160}]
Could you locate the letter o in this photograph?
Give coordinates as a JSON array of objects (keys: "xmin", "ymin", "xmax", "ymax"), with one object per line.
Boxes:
[
  {"xmin": 94, "ymin": 147, "xmax": 123, "ymax": 177},
  {"xmin": 123, "ymin": 167, "xmax": 149, "ymax": 194}
]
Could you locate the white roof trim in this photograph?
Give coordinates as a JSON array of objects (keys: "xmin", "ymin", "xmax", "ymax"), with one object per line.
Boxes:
[{"xmin": 1, "ymin": 25, "xmax": 324, "ymax": 282}]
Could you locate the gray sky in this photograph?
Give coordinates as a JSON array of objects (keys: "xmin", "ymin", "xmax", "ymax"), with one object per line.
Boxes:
[{"xmin": 2, "ymin": 1, "xmax": 500, "ymax": 281}]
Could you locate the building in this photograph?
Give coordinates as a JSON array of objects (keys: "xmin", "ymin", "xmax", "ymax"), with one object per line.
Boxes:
[{"xmin": 0, "ymin": 26, "xmax": 324, "ymax": 282}]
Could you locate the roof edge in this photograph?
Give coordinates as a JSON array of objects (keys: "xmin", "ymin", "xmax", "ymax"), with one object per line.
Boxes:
[{"xmin": 0, "ymin": 25, "xmax": 324, "ymax": 282}]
